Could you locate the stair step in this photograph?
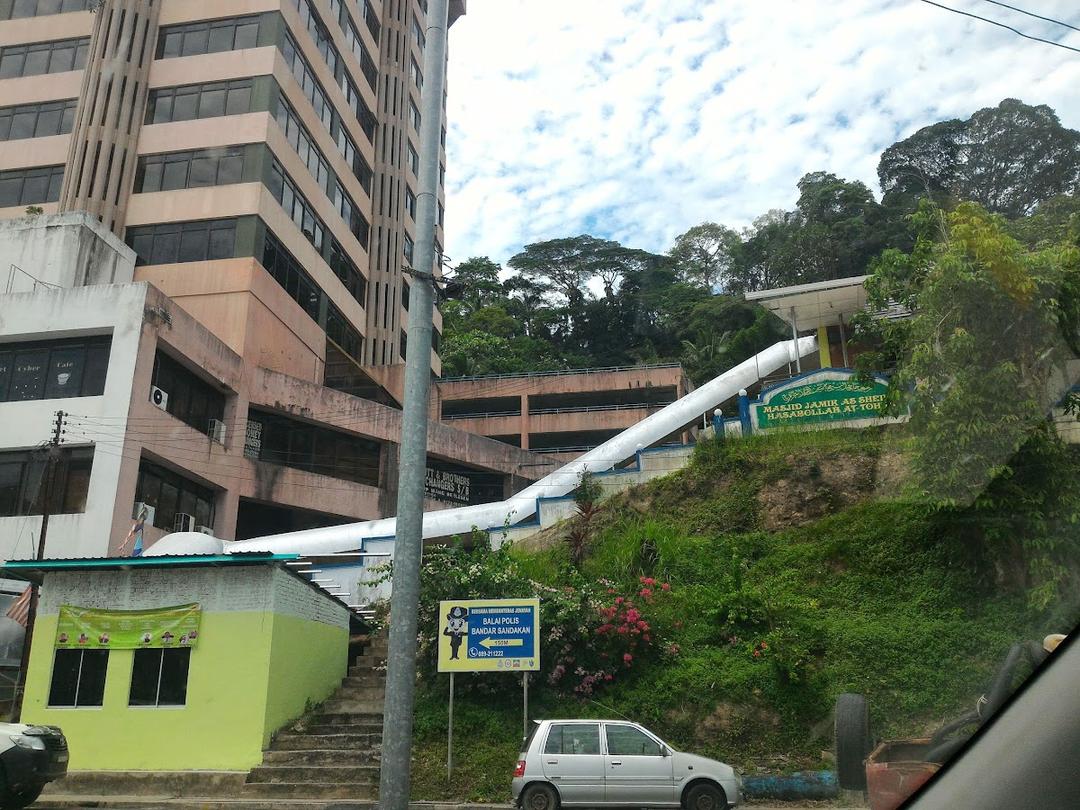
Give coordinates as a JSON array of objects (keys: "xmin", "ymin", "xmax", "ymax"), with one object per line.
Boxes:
[
  {"xmin": 262, "ymin": 748, "xmax": 379, "ymax": 766},
  {"xmin": 342, "ymin": 672, "xmax": 385, "ymax": 686},
  {"xmin": 309, "ymin": 712, "xmax": 384, "ymax": 726},
  {"xmin": 247, "ymin": 764, "xmax": 377, "ymax": 784},
  {"xmin": 240, "ymin": 781, "xmax": 376, "ymax": 799},
  {"xmin": 305, "ymin": 723, "xmax": 383, "ymax": 735},
  {"xmin": 321, "ymin": 699, "xmax": 384, "ymax": 714},
  {"xmin": 272, "ymin": 732, "xmax": 381, "ymax": 751},
  {"xmin": 335, "ymin": 684, "xmax": 385, "ymax": 700}
]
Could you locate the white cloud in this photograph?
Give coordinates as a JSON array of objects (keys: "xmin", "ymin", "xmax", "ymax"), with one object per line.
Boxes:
[{"xmin": 443, "ymin": 0, "xmax": 1080, "ymax": 265}]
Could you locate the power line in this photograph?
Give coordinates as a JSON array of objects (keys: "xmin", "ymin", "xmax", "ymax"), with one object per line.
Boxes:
[
  {"xmin": 981, "ymin": 0, "xmax": 1080, "ymax": 33},
  {"xmin": 918, "ymin": 0, "xmax": 1080, "ymax": 54}
]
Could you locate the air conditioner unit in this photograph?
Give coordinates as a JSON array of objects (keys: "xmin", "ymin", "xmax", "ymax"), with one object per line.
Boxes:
[
  {"xmin": 133, "ymin": 502, "xmax": 156, "ymax": 525},
  {"xmin": 150, "ymin": 385, "xmax": 169, "ymax": 411},
  {"xmin": 173, "ymin": 512, "xmax": 195, "ymax": 532},
  {"xmin": 195, "ymin": 525, "xmax": 215, "ymax": 536},
  {"xmin": 208, "ymin": 418, "xmax": 227, "ymax": 445}
]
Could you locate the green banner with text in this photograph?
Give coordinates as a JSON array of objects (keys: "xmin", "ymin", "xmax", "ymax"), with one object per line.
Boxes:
[
  {"xmin": 755, "ymin": 375, "xmax": 891, "ymax": 429},
  {"xmin": 55, "ymin": 604, "xmax": 201, "ymax": 649}
]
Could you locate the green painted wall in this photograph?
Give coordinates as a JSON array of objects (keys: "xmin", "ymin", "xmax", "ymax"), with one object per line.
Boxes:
[
  {"xmin": 262, "ymin": 612, "xmax": 348, "ymax": 745},
  {"xmin": 22, "ymin": 611, "xmax": 277, "ymax": 772}
]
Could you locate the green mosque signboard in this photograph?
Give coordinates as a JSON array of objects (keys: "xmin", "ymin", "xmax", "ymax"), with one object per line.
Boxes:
[{"xmin": 753, "ymin": 370, "xmax": 894, "ymax": 430}]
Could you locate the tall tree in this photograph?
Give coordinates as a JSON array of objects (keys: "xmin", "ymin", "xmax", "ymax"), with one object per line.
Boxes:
[
  {"xmin": 669, "ymin": 222, "xmax": 742, "ymax": 291},
  {"xmin": 879, "ymin": 99, "xmax": 1080, "ymax": 218}
]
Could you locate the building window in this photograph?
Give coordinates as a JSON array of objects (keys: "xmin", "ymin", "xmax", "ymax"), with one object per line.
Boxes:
[
  {"xmin": 407, "ymin": 141, "xmax": 419, "ymax": 175},
  {"xmin": 361, "ymin": 0, "xmax": 380, "ymax": 43},
  {"xmin": 0, "ymin": 36, "xmax": 89, "ymax": 78},
  {"xmin": 126, "ymin": 219, "xmax": 238, "ymax": 266},
  {"xmin": 145, "ymin": 79, "xmax": 253, "ymax": 125},
  {"xmin": 156, "ymin": 16, "xmax": 260, "ymax": 59},
  {"xmin": 48, "ymin": 649, "xmax": 107, "ymax": 708},
  {"xmin": 401, "ymin": 281, "xmax": 410, "ymax": 311},
  {"xmin": 329, "ymin": 238, "xmax": 368, "ymax": 307},
  {"xmin": 411, "ymin": 15, "xmax": 425, "ymax": 51},
  {"xmin": 404, "ymin": 186, "xmax": 416, "ymax": 220},
  {"xmin": 274, "ymin": 97, "xmax": 330, "ymax": 192},
  {"xmin": 0, "ymin": 336, "xmax": 110, "ymax": 402},
  {"xmin": 432, "ymin": 327, "xmax": 441, "ymax": 353},
  {"xmin": 408, "ymin": 99, "xmax": 421, "ymax": 132},
  {"xmin": 437, "ymin": 201, "xmax": 444, "ymax": 227},
  {"xmin": 278, "ymin": 34, "xmax": 334, "ymax": 135},
  {"xmin": 0, "ymin": 447, "xmax": 94, "ymax": 517},
  {"xmin": 150, "ymin": 351, "xmax": 226, "ymax": 438},
  {"xmin": 0, "ymin": 165, "xmax": 63, "ymax": 207},
  {"xmin": 400, "ymin": 328, "xmax": 408, "ymax": 360},
  {"xmin": 344, "ymin": 17, "xmax": 378, "ymax": 90},
  {"xmin": 2, "ymin": 1, "xmax": 92, "ymax": 19},
  {"xmin": 334, "ymin": 123, "xmax": 372, "ymax": 193},
  {"xmin": 410, "ymin": 57, "xmax": 423, "ymax": 91},
  {"xmin": 133, "ymin": 459, "xmax": 216, "ymax": 532},
  {"xmin": 292, "ymin": 0, "xmax": 341, "ymax": 82},
  {"xmin": 134, "ymin": 147, "xmax": 245, "ymax": 194},
  {"xmin": 343, "ymin": 74, "xmax": 376, "ymax": 143},
  {"xmin": 258, "ymin": 228, "xmax": 323, "ymax": 322},
  {"xmin": 325, "ymin": 302, "xmax": 363, "ymax": 363},
  {"xmin": 129, "ymin": 648, "xmax": 191, "ymax": 707},
  {"xmin": 403, "ymin": 234, "xmax": 414, "ymax": 264},
  {"xmin": 0, "ymin": 99, "xmax": 77, "ymax": 141},
  {"xmin": 247, "ymin": 407, "xmax": 380, "ymax": 485},
  {"xmin": 439, "ymin": 162, "xmax": 445, "ymax": 187},
  {"xmin": 333, "ymin": 181, "xmax": 371, "ymax": 247},
  {"xmin": 441, "ymin": 125, "xmax": 446, "ymax": 146},
  {"xmin": 267, "ymin": 160, "xmax": 326, "ymax": 254}
]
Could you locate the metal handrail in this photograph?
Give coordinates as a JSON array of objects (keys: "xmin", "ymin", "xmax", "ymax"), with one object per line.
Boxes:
[
  {"xmin": 441, "ymin": 401, "xmax": 677, "ymax": 420},
  {"xmin": 439, "ymin": 362, "xmax": 682, "ymax": 383}
]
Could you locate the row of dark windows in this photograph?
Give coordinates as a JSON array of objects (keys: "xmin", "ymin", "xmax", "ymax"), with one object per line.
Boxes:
[
  {"xmin": 133, "ymin": 147, "xmax": 245, "ymax": 194},
  {"xmin": 326, "ymin": 299, "xmax": 362, "ymax": 361},
  {"xmin": 156, "ymin": 15, "xmax": 261, "ymax": 59},
  {"xmin": 0, "ymin": 336, "xmax": 109, "ymax": 402},
  {"xmin": 48, "ymin": 647, "xmax": 190, "ymax": 709},
  {"xmin": 134, "ymin": 458, "xmax": 216, "ymax": 532},
  {"xmin": 246, "ymin": 407, "xmax": 380, "ymax": 487},
  {"xmin": 0, "ymin": 36, "xmax": 88, "ymax": 79},
  {"xmin": 127, "ymin": 219, "xmax": 237, "ymax": 267},
  {"xmin": 145, "ymin": 79, "xmax": 253, "ymax": 125},
  {"xmin": 0, "ymin": 447, "xmax": 93, "ymax": 518},
  {"xmin": 0, "ymin": 165, "xmax": 62, "ymax": 206},
  {"xmin": 280, "ymin": 33, "xmax": 335, "ymax": 135},
  {"xmin": 150, "ymin": 351, "xmax": 226, "ymax": 440},
  {"xmin": 268, "ymin": 158, "xmax": 327, "ymax": 255},
  {"xmin": 329, "ymin": 237, "xmax": 368, "ymax": 309},
  {"xmin": 343, "ymin": 12, "xmax": 378, "ymax": 90},
  {"xmin": 333, "ymin": 179, "xmax": 370, "ymax": 247},
  {"xmin": 0, "ymin": 99, "xmax": 76, "ymax": 141},
  {"xmin": 274, "ymin": 97, "xmax": 331, "ymax": 191},
  {"xmin": 1, "ymin": 0, "xmax": 91, "ymax": 19}
]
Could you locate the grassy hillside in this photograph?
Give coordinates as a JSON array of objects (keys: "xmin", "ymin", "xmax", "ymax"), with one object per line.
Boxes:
[{"xmin": 407, "ymin": 428, "xmax": 1074, "ymax": 802}]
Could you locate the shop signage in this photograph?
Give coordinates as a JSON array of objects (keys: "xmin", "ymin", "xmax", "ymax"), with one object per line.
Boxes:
[
  {"xmin": 55, "ymin": 603, "xmax": 202, "ymax": 649},
  {"xmin": 437, "ymin": 598, "xmax": 540, "ymax": 672},
  {"xmin": 244, "ymin": 420, "xmax": 263, "ymax": 459},
  {"xmin": 753, "ymin": 370, "xmax": 895, "ymax": 430},
  {"xmin": 426, "ymin": 467, "xmax": 471, "ymax": 506}
]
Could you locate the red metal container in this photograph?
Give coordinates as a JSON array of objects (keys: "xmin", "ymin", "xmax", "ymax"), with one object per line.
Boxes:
[{"xmin": 865, "ymin": 739, "xmax": 941, "ymax": 810}]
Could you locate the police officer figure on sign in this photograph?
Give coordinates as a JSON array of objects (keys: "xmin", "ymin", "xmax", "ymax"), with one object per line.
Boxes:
[{"xmin": 444, "ymin": 605, "xmax": 468, "ymax": 659}]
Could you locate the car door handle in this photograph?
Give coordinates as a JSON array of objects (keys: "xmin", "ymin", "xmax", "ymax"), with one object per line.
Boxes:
[
  {"xmin": 610, "ymin": 760, "xmax": 622, "ymax": 766},
  {"xmin": 546, "ymin": 760, "xmax": 559, "ymax": 765}
]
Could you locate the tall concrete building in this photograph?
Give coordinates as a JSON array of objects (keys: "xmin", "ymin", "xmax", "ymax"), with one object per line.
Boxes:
[{"xmin": 0, "ymin": 0, "xmax": 461, "ymax": 387}]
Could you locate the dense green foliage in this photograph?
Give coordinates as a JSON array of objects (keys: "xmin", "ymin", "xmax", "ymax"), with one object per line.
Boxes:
[
  {"xmin": 406, "ymin": 430, "xmax": 1079, "ymax": 801},
  {"xmin": 439, "ymin": 99, "xmax": 1080, "ymax": 384}
]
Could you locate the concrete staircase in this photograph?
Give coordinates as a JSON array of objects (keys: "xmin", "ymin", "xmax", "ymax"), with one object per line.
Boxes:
[
  {"xmin": 492, "ymin": 444, "xmax": 695, "ymax": 547},
  {"xmin": 242, "ymin": 637, "xmax": 387, "ymax": 801}
]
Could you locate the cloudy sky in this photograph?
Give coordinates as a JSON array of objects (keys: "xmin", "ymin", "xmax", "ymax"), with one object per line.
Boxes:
[{"xmin": 441, "ymin": 0, "xmax": 1080, "ymax": 265}]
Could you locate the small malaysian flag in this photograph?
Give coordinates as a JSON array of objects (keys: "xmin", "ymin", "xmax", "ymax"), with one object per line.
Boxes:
[{"xmin": 5, "ymin": 586, "xmax": 31, "ymax": 628}]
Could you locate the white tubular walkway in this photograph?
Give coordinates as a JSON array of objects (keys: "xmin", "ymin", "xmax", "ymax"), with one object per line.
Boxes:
[{"xmin": 148, "ymin": 336, "xmax": 815, "ymax": 558}]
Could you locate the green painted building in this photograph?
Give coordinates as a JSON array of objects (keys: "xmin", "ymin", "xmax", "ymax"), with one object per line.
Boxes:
[{"xmin": 3, "ymin": 555, "xmax": 351, "ymax": 772}]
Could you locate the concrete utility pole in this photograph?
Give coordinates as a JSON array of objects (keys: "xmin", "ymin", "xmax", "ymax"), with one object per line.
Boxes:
[
  {"xmin": 378, "ymin": 1, "xmax": 449, "ymax": 808},
  {"xmin": 12, "ymin": 410, "xmax": 65, "ymax": 721}
]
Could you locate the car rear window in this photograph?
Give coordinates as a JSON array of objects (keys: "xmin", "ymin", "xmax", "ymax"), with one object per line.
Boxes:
[{"xmin": 544, "ymin": 723, "xmax": 600, "ymax": 755}]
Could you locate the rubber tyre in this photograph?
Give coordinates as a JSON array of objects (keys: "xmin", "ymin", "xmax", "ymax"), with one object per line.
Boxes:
[
  {"xmin": 520, "ymin": 783, "xmax": 559, "ymax": 810},
  {"xmin": 835, "ymin": 692, "xmax": 871, "ymax": 791},
  {"xmin": 2, "ymin": 782, "xmax": 43, "ymax": 810},
  {"xmin": 684, "ymin": 782, "xmax": 727, "ymax": 810}
]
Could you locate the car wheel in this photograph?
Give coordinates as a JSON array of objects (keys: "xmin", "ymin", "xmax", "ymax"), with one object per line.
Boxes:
[
  {"xmin": 835, "ymin": 692, "xmax": 872, "ymax": 791},
  {"xmin": 3, "ymin": 782, "xmax": 44, "ymax": 810},
  {"xmin": 521, "ymin": 782, "xmax": 559, "ymax": 810},
  {"xmin": 685, "ymin": 782, "xmax": 726, "ymax": 810}
]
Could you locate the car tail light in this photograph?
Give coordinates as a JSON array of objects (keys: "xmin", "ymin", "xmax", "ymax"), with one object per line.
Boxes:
[{"xmin": 513, "ymin": 760, "xmax": 526, "ymax": 778}]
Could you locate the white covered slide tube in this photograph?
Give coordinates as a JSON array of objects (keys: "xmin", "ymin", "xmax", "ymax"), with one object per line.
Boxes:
[{"xmin": 146, "ymin": 337, "xmax": 815, "ymax": 558}]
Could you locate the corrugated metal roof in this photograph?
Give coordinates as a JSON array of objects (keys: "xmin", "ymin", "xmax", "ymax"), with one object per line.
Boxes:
[{"xmin": 0, "ymin": 553, "xmax": 299, "ymax": 583}]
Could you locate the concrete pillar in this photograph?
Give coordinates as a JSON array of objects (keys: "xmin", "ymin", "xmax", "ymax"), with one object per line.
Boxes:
[
  {"xmin": 520, "ymin": 394, "xmax": 529, "ymax": 449},
  {"xmin": 817, "ymin": 326, "xmax": 831, "ymax": 369}
]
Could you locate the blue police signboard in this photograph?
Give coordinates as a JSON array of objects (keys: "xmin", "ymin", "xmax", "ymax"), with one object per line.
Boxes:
[{"xmin": 437, "ymin": 598, "xmax": 540, "ymax": 672}]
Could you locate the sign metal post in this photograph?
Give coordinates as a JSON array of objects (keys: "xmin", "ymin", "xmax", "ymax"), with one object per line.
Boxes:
[{"xmin": 447, "ymin": 671, "xmax": 454, "ymax": 781}]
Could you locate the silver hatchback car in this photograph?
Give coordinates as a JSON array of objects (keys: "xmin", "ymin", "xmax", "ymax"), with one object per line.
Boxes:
[{"xmin": 512, "ymin": 719, "xmax": 742, "ymax": 810}]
